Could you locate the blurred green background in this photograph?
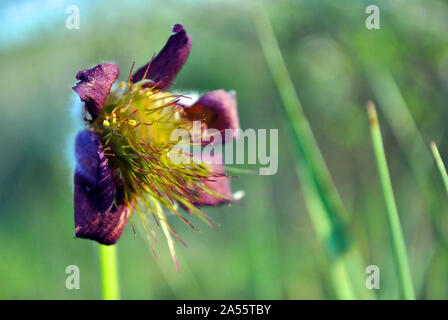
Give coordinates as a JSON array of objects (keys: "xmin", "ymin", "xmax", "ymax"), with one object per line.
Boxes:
[{"xmin": 1, "ymin": 0, "xmax": 448, "ymax": 299}]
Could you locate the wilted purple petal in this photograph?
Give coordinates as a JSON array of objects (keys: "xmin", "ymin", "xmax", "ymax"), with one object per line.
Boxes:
[
  {"xmin": 132, "ymin": 24, "xmax": 192, "ymax": 90},
  {"xmin": 73, "ymin": 63, "xmax": 120, "ymax": 117},
  {"xmin": 74, "ymin": 183, "xmax": 130, "ymax": 245},
  {"xmin": 75, "ymin": 130, "xmax": 115, "ymax": 212},
  {"xmin": 184, "ymin": 90, "xmax": 239, "ymax": 144},
  {"xmin": 74, "ymin": 130, "xmax": 129, "ymax": 245}
]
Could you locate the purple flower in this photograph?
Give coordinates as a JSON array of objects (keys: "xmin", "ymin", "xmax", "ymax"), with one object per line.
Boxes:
[{"xmin": 72, "ymin": 24, "xmax": 240, "ymax": 265}]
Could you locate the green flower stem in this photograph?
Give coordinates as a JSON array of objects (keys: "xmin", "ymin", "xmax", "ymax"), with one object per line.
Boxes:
[
  {"xmin": 98, "ymin": 244, "xmax": 120, "ymax": 300},
  {"xmin": 367, "ymin": 102, "xmax": 415, "ymax": 300},
  {"xmin": 253, "ymin": 6, "xmax": 371, "ymax": 299},
  {"xmin": 430, "ymin": 141, "xmax": 448, "ymax": 195}
]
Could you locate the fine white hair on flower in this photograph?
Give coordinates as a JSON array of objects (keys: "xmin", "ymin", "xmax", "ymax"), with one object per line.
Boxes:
[
  {"xmin": 172, "ymin": 91, "xmax": 200, "ymax": 107},
  {"xmin": 65, "ymin": 94, "xmax": 86, "ymax": 188}
]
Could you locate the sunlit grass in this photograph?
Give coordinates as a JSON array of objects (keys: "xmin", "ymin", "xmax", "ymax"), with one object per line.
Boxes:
[
  {"xmin": 253, "ymin": 6, "xmax": 372, "ymax": 299},
  {"xmin": 367, "ymin": 101, "xmax": 415, "ymax": 300}
]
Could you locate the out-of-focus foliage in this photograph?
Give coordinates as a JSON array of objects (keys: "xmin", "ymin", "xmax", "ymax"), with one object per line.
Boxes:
[{"xmin": 0, "ymin": 0, "xmax": 447, "ymax": 299}]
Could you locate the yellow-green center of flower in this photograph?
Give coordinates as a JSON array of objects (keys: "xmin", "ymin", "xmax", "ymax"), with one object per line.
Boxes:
[{"xmin": 89, "ymin": 80, "xmax": 227, "ymax": 268}]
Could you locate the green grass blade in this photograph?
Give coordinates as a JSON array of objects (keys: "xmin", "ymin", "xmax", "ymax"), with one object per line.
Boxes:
[
  {"xmin": 98, "ymin": 244, "xmax": 120, "ymax": 300},
  {"xmin": 365, "ymin": 68, "xmax": 446, "ymax": 294},
  {"xmin": 367, "ymin": 101, "xmax": 415, "ymax": 300},
  {"xmin": 253, "ymin": 6, "xmax": 371, "ymax": 299},
  {"xmin": 430, "ymin": 141, "xmax": 448, "ymax": 195}
]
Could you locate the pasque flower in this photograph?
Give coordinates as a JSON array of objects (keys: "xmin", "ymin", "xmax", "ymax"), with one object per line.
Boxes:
[{"xmin": 72, "ymin": 24, "xmax": 239, "ymax": 268}]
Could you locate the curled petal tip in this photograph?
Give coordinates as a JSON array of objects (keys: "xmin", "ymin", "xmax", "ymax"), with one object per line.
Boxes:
[
  {"xmin": 73, "ymin": 63, "xmax": 120, "ymax": 117},
  {"xmin": 172, "ymin": 24, "xmax": 184, "ymax": 33},
  {"xmin": 132, "ymin": 25, "xmax": 192, "ymax": 89}
]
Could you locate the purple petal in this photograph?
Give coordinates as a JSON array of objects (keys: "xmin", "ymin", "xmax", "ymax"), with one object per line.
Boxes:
[
  {"xmin": 74, "ymin": 130, "xmax": 129, "ymax": 245},
  {"xmin": 194, "ymin": 154, "xmax": 233, "ymax": 206},
  {"xmin": 74, "ymin": 183, "xmax": 130, "ymax": 245},
  {"xmin": 75, "ymin": 131, "xmax": 115, "ymax": 212},
  {"xmin": 132, "ymin": 24, "xmax": 192, "ymax": 90},
  {"xmin": 184, "ymin": 90, "xmax": 240, "ymax": 144},
  {"xmin": 73, "ymin": 63, "xmax": 120, "ymax": 117}
]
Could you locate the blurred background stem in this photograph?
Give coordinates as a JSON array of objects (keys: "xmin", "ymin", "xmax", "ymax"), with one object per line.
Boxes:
[
  {"xmin": 431, "ymin": 141, "xmax": 448, "ymax": 196},
  {"xmin": 364, "ymin": 68, "xmax": 448, "ymax": 295},
  {"xmin": 253, "ymin": 6, "xmax": 371, "ymax": 299},
  {"xmin": 367, "ymin": 102, "xmax": 415, "ymax": 300},
  {"xmin": 98, "ymin": 244, "xmax": 120, "ymax": 300}
]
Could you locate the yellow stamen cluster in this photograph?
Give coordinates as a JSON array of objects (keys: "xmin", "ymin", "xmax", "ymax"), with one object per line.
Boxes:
[{"xmin": 90, "ymin": 79, "xmax": 229, "ymax": 270}]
